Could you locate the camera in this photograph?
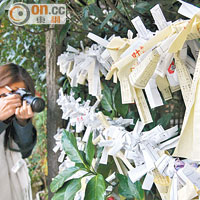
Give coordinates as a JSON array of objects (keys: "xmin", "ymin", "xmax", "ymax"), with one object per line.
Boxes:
[{"xmin": 13, "ymin": 88, "xmax": 45, "ymax": 113}]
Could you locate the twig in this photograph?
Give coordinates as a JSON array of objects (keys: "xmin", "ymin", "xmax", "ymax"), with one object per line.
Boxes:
[
  {"xmin": 66, "ymin": 2, "xmax": 81, "ymax": 21},
  {"xmin": 119, "ymin": 0, "xmax": 135, "ymax": 30}
]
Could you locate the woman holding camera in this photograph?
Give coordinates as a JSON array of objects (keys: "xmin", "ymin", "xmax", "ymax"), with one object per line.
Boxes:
[{"xmin": 0, "ymin": 63, "xmax": 37, "ymax": 200}]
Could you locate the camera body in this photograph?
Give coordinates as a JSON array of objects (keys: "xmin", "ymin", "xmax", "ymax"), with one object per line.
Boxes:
[{"xmin": 13, "ymin": 88, "xmax": 45, "ymax": 113}]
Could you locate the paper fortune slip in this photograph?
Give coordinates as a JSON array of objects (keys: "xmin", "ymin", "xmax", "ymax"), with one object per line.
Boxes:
[{"xmin": 173, "ymin": 50, "xmax": 200, "ymax": 161}]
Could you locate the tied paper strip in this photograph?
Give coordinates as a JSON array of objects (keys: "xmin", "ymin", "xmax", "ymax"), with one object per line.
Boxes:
[
  {"xmin": 178, "ymin": 0, "xmax": 200, "ymax": 19},
  {"xmin": 95, "ymin": 117, "xmax": 179, "ymax": 181},
  {"xmin": 131, "ymin": 16, "xmax": 154, "ymax": 40},
  {"xmin": 173, "ymin": 50, "xmax": 200, "ymax": 161},
  {"xmin": 179, "ymin": 164, "xmax": 200, "ymax": 190},
  {"xmin": 150, "ymin": 4, "xmax": 171, "ymax": 31},
  {"xmin": 150, "ymin": 4, "xmax": 177, "ymax": 91},
  {"xmin": 141, "ymin": 155, "xmax": 200, "ymax": 198},
  {"xmin": 132, "ymin": 87, "xmax": 153, "ymax": 124},
  {"xmin": 57, "ymin": 41, "xmax": 111, "ymax": 98},
  {"xmin": 57, "ymin": 88, "xmax": 102, "ymax": 134},
  {"xmin": 168, "ymin": 7, "xmax": 200, "ymax": 53},
  {"xmin": 132, "ymin": 13, "xmax": 165, "ymax": 109},
  {"xmin": 106, "ymin": 34, "xmax": 136, "ymax": 104},
  {"xmin": 126, "ymin": 124, "xmax": 180, "ymax": 190},
  {"xmin": 174, "ymin": 53, "xmax": 192, "ymax": 107},
  {"xmin": 145, "ymin": 76, "xmax": 163, "ymax": 109},
  {"xmin": 129, "ymin": 49, "xmax": 161, "ymax": 89},
  {"xmin": 96, "ymin": 119, "xmax": 179, "ymax": 181}
]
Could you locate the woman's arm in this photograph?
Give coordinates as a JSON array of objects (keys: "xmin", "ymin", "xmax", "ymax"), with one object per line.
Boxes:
[
  {"xmin": 0, "ymin": 94, "xmax": 21, "ymax": 133},
  {"xmin": 12, "ymin": 100, "xmax": 36, "ymax": 158}
]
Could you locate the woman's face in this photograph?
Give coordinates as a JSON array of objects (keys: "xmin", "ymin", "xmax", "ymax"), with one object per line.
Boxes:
[{"xmin": 0, "ymin": 81, "xmax": 26, "ymax": 95}]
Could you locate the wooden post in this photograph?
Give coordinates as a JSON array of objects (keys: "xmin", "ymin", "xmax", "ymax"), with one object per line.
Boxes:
[{"xmin": 45, "ymin": 24, "xmax": 63, "ymax": 199}]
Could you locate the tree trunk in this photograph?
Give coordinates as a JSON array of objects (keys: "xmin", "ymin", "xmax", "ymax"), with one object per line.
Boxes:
[{"xmin": 45, "ymin": 24, "xmax": 63, "ymax": 200}]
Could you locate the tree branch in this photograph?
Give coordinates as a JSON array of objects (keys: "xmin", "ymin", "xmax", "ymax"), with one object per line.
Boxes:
[
  {"xmin": 66, "ymin": 2, "xmax": 81, "ymax": 21},
  {"xmin": 119, "ymin": 0, "xmax": 135, "ymax": 30}
]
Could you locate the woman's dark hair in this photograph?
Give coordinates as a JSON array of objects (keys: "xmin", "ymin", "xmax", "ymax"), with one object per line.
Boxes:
[
  {"xmin": 0, "ymin": 63, "xmax": 35, "ymax": 152},
  {"xmin": 0, "ymin": 63, "xmax": 35, "ymax": 96}
]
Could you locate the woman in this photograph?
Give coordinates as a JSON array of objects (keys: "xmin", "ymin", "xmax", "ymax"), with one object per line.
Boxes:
[{"xmin": 0, "ymin": 63, "xmax": 37, "ymax": 200}]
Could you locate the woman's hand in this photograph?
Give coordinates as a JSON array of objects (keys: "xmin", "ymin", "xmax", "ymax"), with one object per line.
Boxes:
[
  {"xmin": 0, "ymin": 94, "xmax": 22, "ymax": 121},
  {"xmin": 15, "ymin": 100, "xmax": 34, "ymax": 126}
]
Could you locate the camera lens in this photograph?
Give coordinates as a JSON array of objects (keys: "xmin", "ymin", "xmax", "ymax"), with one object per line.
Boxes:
[
  {"xmin": 13, "ymin": 89, "xmax": 45, "ymax": 113},
  {"xmin": 31, "ymin": 97, "xmax": 45, "ymax": 112}
]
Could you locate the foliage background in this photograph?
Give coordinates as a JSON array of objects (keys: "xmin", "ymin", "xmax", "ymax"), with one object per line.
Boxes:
[{"xmin": 1, "ymin": 0, "xmax": 200, "ymax": 199}]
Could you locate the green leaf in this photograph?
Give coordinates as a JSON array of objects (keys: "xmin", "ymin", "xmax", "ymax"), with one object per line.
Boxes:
[
  {"xmin": 50, "ymin": 166, "xmax": 80, "ymax": 193},
  {"xmin": 85, "ymin": 132, "xmax": 95, "ymax": 166},
  {"xmin": 84, "ymin": 174, "xmax": 106, "ymax": 200},
  {"xmin": 134, "ymin": 2, "xmax": 152, "ymax": 14},
  {"xmin": 97, "ymin": 159, "xmax": 115, "ymax": 179},
  {"xmin": 82, "ymin": 7, "xmax": 89, "ymax": 30},
  {"xmin": 52, "ymin": 178, "xmax": 82, "ymax": 200},
  {"xmin": 113, "ymin": 83, "xmax": 128, "ymax": 118},
  {"xmin": 156, "ymin": 113, "xmax": 173, "ymax": 129},
  {"xmin": 58, "ymin": 21, "xmax": 71, "ymax": 44},
  {"xmin": 83, "ymin": 6, "xmax": 89, "ymax": 18},
  {"xmin": 100, "ymin": 10, "xmax": 115, "ymax": 29},
  {"xmin": 62, "ymin": 130, "xmax": 85, "ymax": 164},
  {"xmin": 128, "ymin": 177, "xmax": 144, "ymax": 200},
  {"xmin": 88, "ymin": 4, "xmax": 104, "ymax": 18},
  {"xmin": 58, "ymin": 75, "xmax": 67, "ymax": 86},
  {"xmin": 52, "ymin": 182, "xmax": 68, "ymax": 200},
  {"xmin": 101, "ymin": 82, "xmax": 113, "ymax": 112},
  {"xmin": 117, "ymin": 174, "xmax": 144, "ymax": 200},
  {"xmin": 63, "ymin": 79, "xmax": 70, "ymax": 93},
  {"xmin": 64, "ymin": 178, "xmax": 82, "ymax": 200}
]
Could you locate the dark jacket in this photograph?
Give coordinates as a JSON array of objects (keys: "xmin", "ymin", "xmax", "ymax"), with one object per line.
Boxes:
[{"xmin": 0, "ymin": 118, "xmax": 37, "ymax": 158}]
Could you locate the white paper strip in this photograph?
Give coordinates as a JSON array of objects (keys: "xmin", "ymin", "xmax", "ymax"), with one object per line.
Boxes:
[
  {"xmin": 158, "ymin": 136, "xmax": 180, "ymax": 150},
  {"xmin": 170, "ymin": 173, "xmax": 178, "ymax": 200},
  {"xmin": 142, "ymin": 173, "xmax": 154, "ymax": 190},
  {"xmin": 145, "ymin": 78, "xmax": 163, "ymax": 108},
  {"xmin": 155, "ymin": 52, "xmax": 174, "ymax": 77},
  {"xmin": 87, "ymin": 32, "xmax": 109, "ymax": 47},
  {"xmin": 150, "ymin": 4, "xmax": 171, "ymax": 30},
  {"xmin": 178, "ymin": 0, "xmax": 200, "ymax": 18},
  {"xmin": 82, "ymin": 126, "xmax": 92, "ymax": 142},
  {"xmin": 181, "ymin": 164, "xmax": 200, "ymax": 189},
  {"xmin": 131, "ymin": 16, "xmax": 150, "ymax": 39},
  {"xmin": 128, "ymin": 164, "xmax": 148, "ymax": 183}
]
